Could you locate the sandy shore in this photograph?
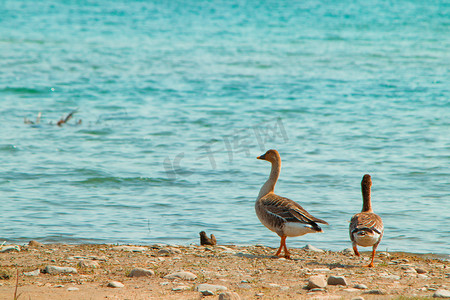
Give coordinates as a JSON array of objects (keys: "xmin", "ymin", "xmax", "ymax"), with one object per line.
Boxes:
[{"xmin": 0, "ymin": 242, "xmax": 448, "ymax": 299}]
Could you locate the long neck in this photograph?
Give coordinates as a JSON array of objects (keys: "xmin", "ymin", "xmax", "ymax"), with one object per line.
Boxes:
[
  {"xmin": 361, "ymin": 184, "xmax": 372, "ymax": 212},
  {"xmin": 257, "ymin": 160, "xmax": 281, "ymax": 200}
]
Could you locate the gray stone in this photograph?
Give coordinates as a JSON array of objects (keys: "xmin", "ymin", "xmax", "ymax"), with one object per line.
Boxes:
[
  {"xmin": 327, "ymin": 275, "xmax": 347, "ymax": 286},
  {"xmin": 237, "ymin": 283, "xmax": 251, "ymax": 289},
  {"xmin": 28, "ymin": 240, "xmax": 44, "ymax": 247},
  {"xmin": 363, "ymin": 289, "xmax": 385, "ymax": 295},
  {"xmin": 129, "ymin": 267, "xmax": 155, "ymax": 277},
  {"xmin": 78, "ymin": 260, "xmax": 99, "ymax": 268},
  {"xmin": 158, "ymin": 249, "xmax": 171, "ymax": 256},
  {"xmin": 23, "ymin": 269, "xmax": 40, "ymax": 276},
  {"xmin": 218, "ymin": 291, "xmax": 241, "ymax": 300},
  {"xmin": 107, "ymin": 281, "xmax": 124, "ymax": 288},
  {"xmin": 201, "ymin": 290, "xmax": 214, "ymax": 296},
  {"xmin": 343, "ymin": 288, "xmax": 360, "ymax": 293},
  {"xmin": 172, "ymin": 285, "xmax": 190, "ymax": 291},
  {"xmin": 434, "ymin": 289, "xmax": 450, "ymax": 298},
  {"xmin": 307, "ymin": 275, "xmax": 327, "ymax": 289},
  {"xmin": 67, "ymin": 287, "xmax": 79, "ymax": 291},
  {"xmin": 196, "ymin": 283, "xmax": 227, "ymax": 293},
  {"xmin": 112, "ymin": 245, "xmax": 146, "ymax": 252},
  {"xmin": 44, "ymin": 265, "xmax": 77, "ymax": 275},
  {"xmin": 164, "ymin": 271, "xmax": 197, "ymax": 281},
  {"xmin": 303, "ymin": 244, "xmax": 325, "ymax": 253},
  {"xmin": 354, "ymin": 283, "xmax": 368, "ymax": 289},
  {"xmin": 342, "ymin": 248, "xmax": 354, "ymax": 254}
]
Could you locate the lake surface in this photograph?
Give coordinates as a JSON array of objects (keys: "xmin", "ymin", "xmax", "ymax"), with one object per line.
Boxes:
[{"xmin": 1, "ymin": 0, "xmax": 449, "ymax": 255}]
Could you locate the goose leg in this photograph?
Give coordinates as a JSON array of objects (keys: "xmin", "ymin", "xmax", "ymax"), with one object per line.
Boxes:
[
  {"xmin": 367, "ymin": 245, "xmax": 377, "ymax": 268},
  {"xmin": 282, "ymin": 236, "xmax": 291, "ymax": 259},
  {"xmin": 275, "ymin": 236, "xmax": 285, "ymax": 257},
  {"xmin": 352, "ymin": 242, "xmax": 360, "ymax": 257}
]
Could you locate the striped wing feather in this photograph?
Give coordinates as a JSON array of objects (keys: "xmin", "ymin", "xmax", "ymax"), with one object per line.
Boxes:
[{"xmin": 260, "ymin": 193, "xmax": 329, "ymax": 225}]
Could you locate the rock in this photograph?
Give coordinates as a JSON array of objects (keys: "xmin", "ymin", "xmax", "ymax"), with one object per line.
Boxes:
[
  {"xmin": 303, "ymin": 244, "xmax": 325, "ymax": 253},
  {"xmin": 416, "ymin": 268, "xmax": 427, "ymax": 274},
  {"xmin": 313, "ymin": 268, "xmax": 331, "ymax": 273},
  {"xmin": 158, "ymin": 249, "xmax": 171, "ymax": 256},
  {"xmin": 351, "ymin": 297, "xmax": 365, "ymax": 300},
  {"xmin": 107, "ymin": 281, "xmax": 124, "ymax": 288},
  {"xmin": 218, "ymin": 291, "xmax": 241, "ymax": 300},
  {"xmin": 44, "ymin": 265, "xmax": 77, "ymax": 275},
  {"xmin": 196, "ymin": 283, "xmax": 227, "ymax": 293},
  {"xmin": 327, "ymin": 276, "xmax": 347, "ymax": 286},
  {"xmin": 418, "ymin": 274, "xmax": 428, "ymax": 279},
  {"xmin": 23, "ymin": 269, "xmax": 40, "ymax": 276},
  {"xmin": 307, "ymin": 275, "xmax": 327, "ymax": 289},
  {"xmin": 363, "ymin": 289, "xmax": 385, "ymax": 295},
  {"xmin": 201, "ymin": 290, "xmax": 214, "ymax": 296},
  {"xmin": 341, "ymin": 248, "xmax": 354, "ymax": 254},
  {"xmin": 343, "ymin": 288, "xmax": 360, "ymax": 293},
  {"xmin": 380, "ymin": 274, "xmax": 400, "ymax": 280},
  {"xmin": 78, "ymin": 260, "xmax": 99, "ymax": 268},
  {"xmin": 28, "ymin": 240, "xmax": 44, "ymax": 247},
  {"xmin": 112, "ymin": 245, "xmax": 146, "ymax": 252},
  {"xmin": 129, "ymin": 268, "xmax": 155, "ymax": 277},
  {"xmin": 0, "ymin": 245, "xmax": 20, "ymax": 253},
  {"xmin": 434, "ymin": 289, "xmax": 450, "ymax": 298},
  {"xmin": 164, "ymin": 271, "xmax": 197, "ymax": 281},
  {"xmin": 67, "ymin": 287, "xmax": 79, "ymax": 291},
  {"xmin": 354, "ymin": 283, "xmax": 368, "ymax": 289},
  {"xmin": 237, "ymin": 283, "xmax": 251, "ymax": 289},
  {"xmin": 172, "ymin": 285, "xmax": 190, "ymax": 291}
]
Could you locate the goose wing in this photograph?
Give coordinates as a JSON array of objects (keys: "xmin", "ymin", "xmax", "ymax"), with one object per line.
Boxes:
[
  {"xmin": 260, "ymin": 193, "xmax": 329, "ymax": 225},
  {"xmin": 349, "ymin": 212, "xmax": 384, "ymax": 241}
]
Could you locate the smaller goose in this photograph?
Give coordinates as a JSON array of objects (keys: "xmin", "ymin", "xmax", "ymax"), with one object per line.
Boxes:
[
  {"xmin": 256, "ymin": 149, "xmax": 328, "ymax": 259},
  {"xmin": 349, "ymin": 174, "xmax": 384, "ymax": 267}
]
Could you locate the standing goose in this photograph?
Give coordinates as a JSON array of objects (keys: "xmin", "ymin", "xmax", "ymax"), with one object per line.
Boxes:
[
  {"xmin": 349, "ymin": 174, "xmax": 384, "ymax": 267},
  {"xmin": 256, "ymin": 149, "xmax": 328, "ymax": 259}
]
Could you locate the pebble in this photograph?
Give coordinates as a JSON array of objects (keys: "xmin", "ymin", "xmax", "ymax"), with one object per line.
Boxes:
[
  {"xmin": 196, "ymin": 283, "xmax": 227, "ymax": 293},
  {"xmin": 434, "ymin": 289, "xmax": 450, "ymax": 298},
  {"xmin": 172, "ymin": 285, "xmax": 190, "ymax": 291},
  {"xmin": 327, "ymin": 275, "xmax": 347, "ymax": 286},
  {"xmin": 0, "ymin": 245, "xmax": 20, "ymax": 253},
  {"xmin": 112, "ymin": 245, "xmax": 146, "ymax": 252},
  {"xmin": 416, "ymin": 268, "xmax": 427, "ymax": 274},
  {"xmin": 351, "ymin": 297, "xmax": 365, "ymax": 300},
  {"xmin": 303, "ymin": 244, "xmax": 325, "ymax": 253},
  {"xmin": 164, "ymin": 271, "xmax": 197, "ymax": 281},
  {"xmin": 418, "ymin": 274, "xmax": 428, "ymax": 279},
  {"xmin": 363, "ymin": 289, "xmax": 385, "ymax": 295},
  {"xmin": 67, "ymin": 287, "xmax": 79, "ymax": 291},
  {"xmin": 237, "ymin": 283, "xmax": 252, "ymax": 289},
  {"xmin": 78, "ymin": 260, "xmax": 99, "ymax": 268},
  {"xmin": 341, "ymin": 248, "xmax": 354, "ymax": 255},
  {"xmin": 380, "ymin": 274, "xmax": 400, "ymax": 280},
  {"xmin": 201, "ymin": 290, "xmax": 214, "ymax": 296},
  {"xmin": 23, "ymin": 269, "xmax": 40, "ymax": 276},
  {"xmin": 343, "ymin": 288, "xmax": 360, "ymax": 293},
  {"xmin": 354, "ymin": 283, "xmax": 368, "ymax": 289},
  {"xmin": 307, "ymin": 275, "xmax": 327, "ymax": 289},
  {"xmin": 44, "ymin": 265, "xmax": 77, "ymax": 275},
  {"xmin": 129, "ymin": 267, "xmax": 155, "ymax": 277},
  {"xmin": 158, "ymin": 249, "xmax": 171, "ymax": 256},
  {"xmin": 218, "ymin": 291, "xmax": 241, "ymax": 300},
  {"xmin": 107, "ymin": 281, "xmax": 124, "ymax": 288},
  {"xmin": 313, "ymin": 268, "xmax": 331, "ymax": 273}
]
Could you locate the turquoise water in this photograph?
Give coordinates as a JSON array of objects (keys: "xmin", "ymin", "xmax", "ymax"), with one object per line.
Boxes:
[{"xmin": 1, "ymin": 1, "xmax": 449, "ymax": 255}]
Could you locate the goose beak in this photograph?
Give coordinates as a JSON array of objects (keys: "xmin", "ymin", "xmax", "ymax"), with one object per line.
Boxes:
[{"xmin": 257, "ymin": 154, "xmax": 265, "ymax": 160}]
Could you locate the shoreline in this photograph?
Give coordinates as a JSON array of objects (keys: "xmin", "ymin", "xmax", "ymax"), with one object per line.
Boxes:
[{"xmin": 1, "ymin": 242, "xmax": 449, "ymax": 299}]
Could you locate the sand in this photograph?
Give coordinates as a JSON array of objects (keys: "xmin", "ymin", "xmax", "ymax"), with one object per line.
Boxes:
[{"xmin": 0, "ymin": 242, "xmax": 448, "ymax": 299}]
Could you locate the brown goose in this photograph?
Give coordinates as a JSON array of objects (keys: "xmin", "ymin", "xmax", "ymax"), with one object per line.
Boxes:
[
  {"xmin": 256, "ymin": 149, "xmax": 328, "ymax": 259},
  {"xmin": 349, "ymin": 174, "xmax": 384, "ymax": 267}
]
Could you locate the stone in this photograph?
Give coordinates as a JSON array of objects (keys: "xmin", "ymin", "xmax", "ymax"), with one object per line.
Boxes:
[
  {"xmin": 303, "ymin": 244, "xmax": 325, "ymax": 253},
  {"xmin": 327, "ymin": 276, "xmax": 347, "ymax": 286},
  {"xmin": 158, "ymin": 249, "xmax": 171, "ymax": 256},
  {"xmin": 351, "ymin": 297, "xmax": 365, "ymax": 300},
  {"xmin": 112, "ymin": 245, "xmax": 146, "ymax": 252},
  {"xmin": 201, "ymin": 290, "xmax": 214, "ymax": 296},
  {"xmin": 237, "ymin": 283, "xmax": 251, "ymax": 289},
  {"xmin": 164, "ymin": 271, "xmax": 197, "ymax": 281},
  {"xmin": 416, "ymin": 268, "xmax": 427, "ymax": 274},
  {"xmin": 172, "ymin": 285, "xmax": 190, "ymax": 291},
  {"xmin": 434, "ymin": 289, "xmax": 450, "ymax": 298},
  {"xmin": 78, "ymin": 260, "xmax": 99, "ymax": 268},
  {"xmin": 107, "ymin": 281, "xmax": 124, "ymax": 288},
  {"xmin": 129, "ymin": 268, "xmax": 155, "ymax": 277},
  {"xmin": 44, "ymin": 265, "xmax": 77, "ymax": 275},
  {"xmin": 343, "ymin": 288, "xmax": 360, "ymax": 293},
  {"xmin": 0, "ymin": 245, "xmax": 20, "ymax": 253},
  {"xmin": 313, "ymin": 268, "xmax": 331, "ymax": 273},
  {"xmin": 341, "ymin": 248, "xmax": 354, "ymax": 254},
  {"xmin": 28, "ymin": 240, "xmax": 44, "ymax": 247},
  {"xmin": 196, "ymin": 283, "xmax": 227, "ymax": 293},
  {"xmin": 218, "ymin": 291, "xmax": 241, "ymax": 300},
  {"xmin": 354, "ymin": 283, "xmax": 368, "ymax": 289},
  {"xmin": 380, "ymin": 274, "xmax": 400, "ymax": 280},
  {"xmin": 23, "ymin": 269, "xmax": 40, "ymax": 276},
  {"xmin": 307, "ymin": 275, "xmax": 327, "ymax": 289},
  {"xmin": 363, "ymin": 289, "xmax": 385, "ymax": 295},
  {"xmin": 418, "ymin": 274, "xmax": 428, "ymax": 279},
  {"xmin": 67, "ymin": 287, "xmax": 79, "ymax": 291}
]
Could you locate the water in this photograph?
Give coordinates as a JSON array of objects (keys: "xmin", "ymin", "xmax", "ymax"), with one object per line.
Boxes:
[{"xmin": 1, "ymin": 0, "xmax": 449, "ymax": 255}]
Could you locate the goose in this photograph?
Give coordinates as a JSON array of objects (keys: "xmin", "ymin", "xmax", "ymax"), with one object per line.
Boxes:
[
  {"xmin": 349, "ymin": 174, "xmax": 384, "ymax": 267},
  {"xmin": 256, "ymin": 149, "xmax": 328, "ymax": 259}
]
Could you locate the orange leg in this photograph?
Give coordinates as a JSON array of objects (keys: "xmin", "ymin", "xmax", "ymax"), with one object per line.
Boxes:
[
  {"xmin": 275, "ymin": 236, "xmax": 290, "ymax": 258},
  {"xmin": 367, "ymin": 245, "xmax": 377, "ymax": 268},
  {"xmin": 352, "ymin": 242, "xmax": 360, "ymax": 257}
]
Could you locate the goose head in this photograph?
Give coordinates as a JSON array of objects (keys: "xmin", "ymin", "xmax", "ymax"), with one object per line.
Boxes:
[{"xmin": 257, "ymin": 149, "xmax": 280, "ymax": 163}]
